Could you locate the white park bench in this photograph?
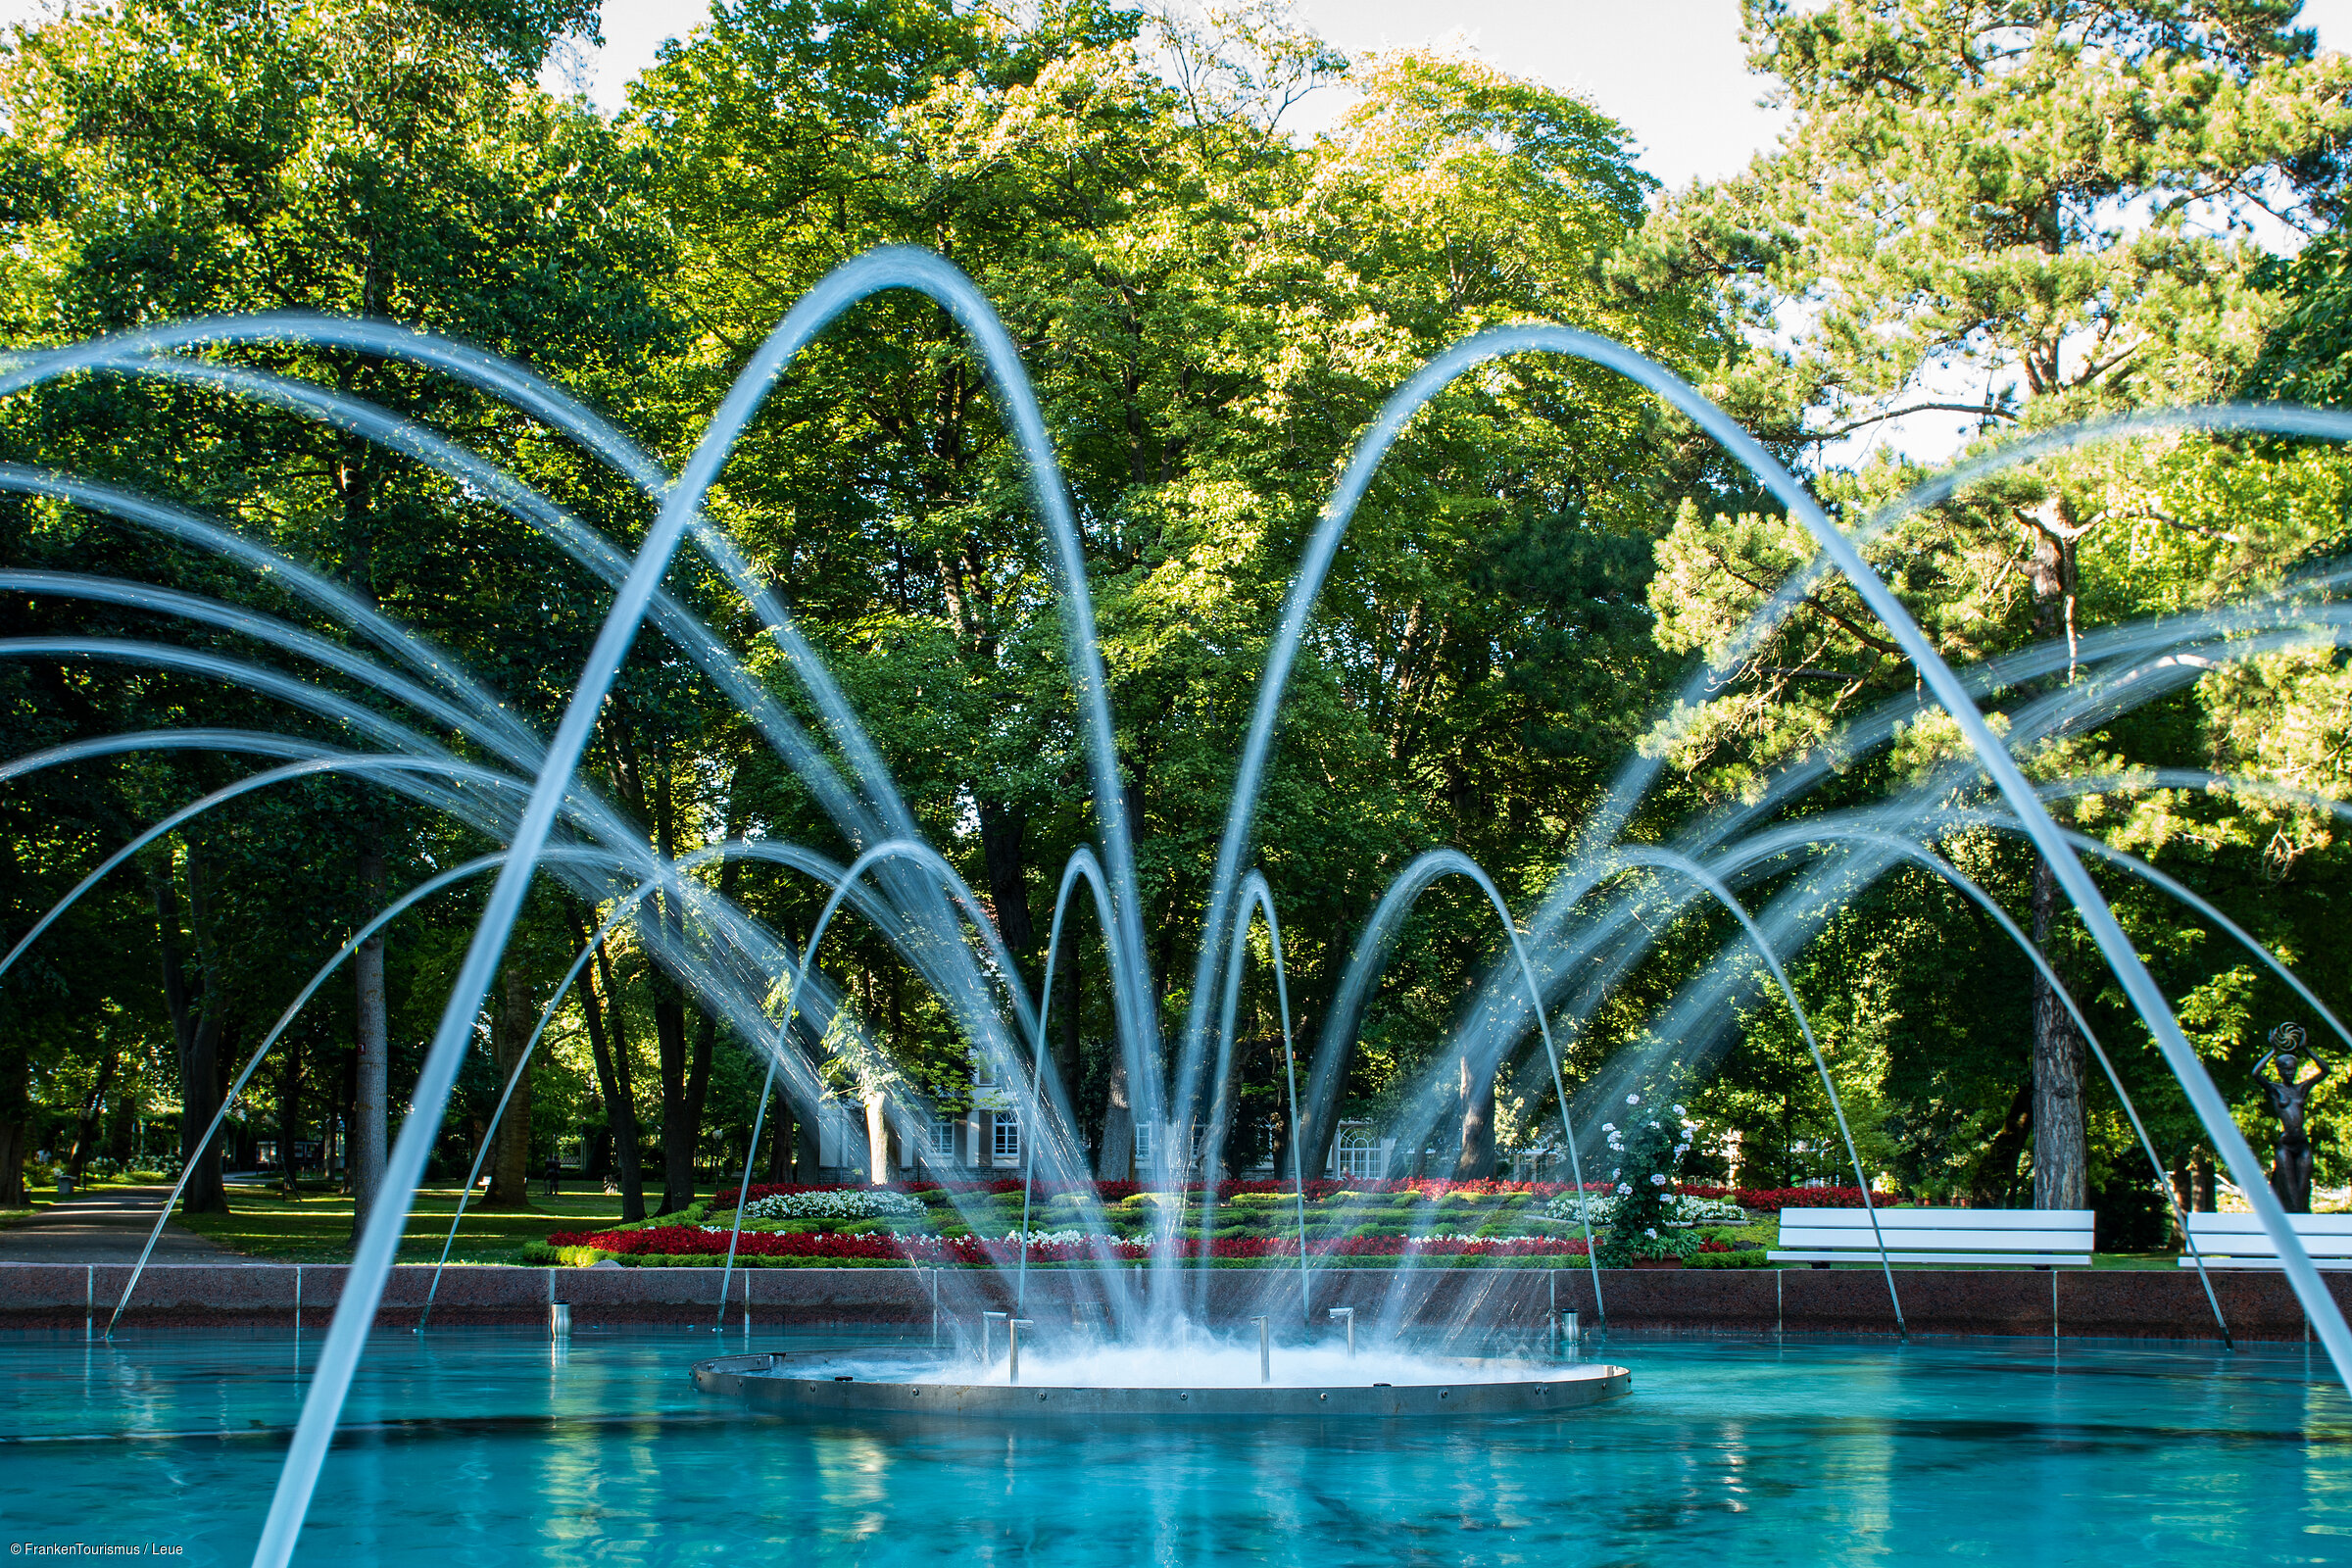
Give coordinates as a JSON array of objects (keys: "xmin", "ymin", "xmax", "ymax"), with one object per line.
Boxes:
[
  {"xmin": 1767, "ymin": 1206, "xmax": 2095, "ymax": 1268},
  {"xmin": 2178, "ymin": 1211, "xmax": 2352, "ymax": 1270}
]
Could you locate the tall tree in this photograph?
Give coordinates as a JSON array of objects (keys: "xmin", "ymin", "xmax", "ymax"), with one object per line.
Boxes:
[
  {"xmin": 634, "ymin": 2, "xmax": 1718, "ymax": 1182},
  {"xmin": 1629, "ymin": 0, "xmax": 2352, "ymax": 1208},
  {"xmin": 0, "ymin": 0, "xmax": 675, "ymax": 1217}
]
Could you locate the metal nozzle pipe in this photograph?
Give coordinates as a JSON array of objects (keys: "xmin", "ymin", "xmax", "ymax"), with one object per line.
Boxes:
[{"xmin": 1008, "ymin": 1318, "xmax": 1033, "ymax": 1385}]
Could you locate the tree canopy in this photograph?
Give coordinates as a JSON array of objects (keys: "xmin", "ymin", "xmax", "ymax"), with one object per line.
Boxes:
[{"xmin": 4, "ymin": 0, "xmax": 2351, "ymax": 1243}]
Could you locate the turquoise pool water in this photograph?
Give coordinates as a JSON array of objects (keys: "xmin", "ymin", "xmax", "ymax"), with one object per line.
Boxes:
[{"xmin": 2, "ymin": 1329, "xmax": 2346, "ymax": 1565}]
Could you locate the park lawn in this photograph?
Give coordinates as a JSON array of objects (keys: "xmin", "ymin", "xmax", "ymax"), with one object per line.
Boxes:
[
  {"xmin": 2, "ymin": 1171, "xmax": 185, "ymax": 1230},
  {"xmin": 176, "ymin": 1188, "xmax": 631, "ymax": 1264}
]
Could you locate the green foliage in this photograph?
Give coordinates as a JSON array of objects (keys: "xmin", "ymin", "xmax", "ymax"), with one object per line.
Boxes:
[
  {"xmin": 1595, "ymin": 1091, "xmax": 1696, "ymax": 1264},
  {"xmin": 9, "ymin": 0, "xmax": 2352, "ymax": 1230}
]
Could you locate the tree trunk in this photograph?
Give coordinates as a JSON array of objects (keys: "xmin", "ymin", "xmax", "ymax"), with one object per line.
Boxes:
[
  {"xmin": 794, "ymin": 1106, "xmax": 820, "ymax": 1184},
  {"xmin": 585, "ymin": 1110, "xmax": 612, "ymax": 1182},
  {"xmin": 351, "ymin": 843, "xmax": 389, "ymax": 1238},
  {"xmin": 576, "ymin": 921, "xmax": 646, "ymax": 1223},
  {"xmin": 107, "ymin": 1094, "xmax": 134, "ymax": 1170},
  {"xmin": 767, "ymin": 1101, "xmax": 793, "ymax": 1183},
  {"xmin": 979, "ymin": 798, "xmax": 1036, "ymax": 954},
  {"xmin": 0, "ymin": 1040, "xmax": 25, "ymax": 1205},
  {"xmin": 2028, "ymin": 854, "xmax": 2088, "ymax": 1210},
  {"xmin": 484, "ymin": 964, "xmax": 534, "ymax": 1208},
  {"xmin": 1054, "ymin": 940, "xmax": 1082, "ymax": 1155},
  {"xmin": 1457, "ymin": 1051, "xmax": 1496, "ymax": 1180},
  {"xmin": 644, "ymin": 754, "xmax": 712, "ymax": 1216},
  {"xmin": 154, "ymin": 857, "xmax": 229, "ymax": 1216},
  {"xmin": 275, "ymin": 1032, "xmax": 299, "ymax": 1198},
  {"xmin": 2192, "ymin": 1153, "xmax": 2216, "ymax": 1212},
  {"xmin": 1097, "ymin": 1049, "xmax": 1134, "ymax": 1180},
  {"xmin": 70, "ymin": 1049, "xmax": 118, "ymax": 1184},
  {"xmin": 336, "ymin": 1045, "xmax": 355, "ymax": 1194},
  {"xmin": 2171, "ymin": 1147, "xmax": 2195, "ymax": 1242},
  {"xmin": 653, "ymin": 982, "xmax": 696, "ymax": 1213},
  {"xmin": 1970, "ymin": 1081, "xmax": 2033, "ymax": 1206},
  {"xmin": 2022, "ymin": 511, "xmax": 2089, "ymax": 1211}
]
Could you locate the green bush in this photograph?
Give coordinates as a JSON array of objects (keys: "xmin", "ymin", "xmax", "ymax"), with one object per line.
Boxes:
[
  {"xmin": 518, "ymin": 1240, "xmax": 606, "ymax": 1267},
  {"xmin": 1687, "ymin": 1249, "xmax": 1768, "ymax": 1269}
]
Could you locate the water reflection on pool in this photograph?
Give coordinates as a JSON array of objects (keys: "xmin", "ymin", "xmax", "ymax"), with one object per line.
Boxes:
[{"xmin": 2, "ymin": 1329, "xmax": 2344, "ymax": 1565}]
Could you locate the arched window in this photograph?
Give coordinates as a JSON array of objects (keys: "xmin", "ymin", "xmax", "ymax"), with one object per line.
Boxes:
[{"xmin": 1337, "ymin": 1128, "xmax": 1381, "ymax": 1181}]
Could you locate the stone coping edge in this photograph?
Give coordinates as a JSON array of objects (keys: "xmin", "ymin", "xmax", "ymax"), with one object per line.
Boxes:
[{"xmin": 1, "ymin": 1261, "xmax": 2344, "ymax": 1342}]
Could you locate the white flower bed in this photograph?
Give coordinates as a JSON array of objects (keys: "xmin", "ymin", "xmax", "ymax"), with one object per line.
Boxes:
[
  {"xmin": 1002, "ymin": 1229, "xmax": 1089, "ymax": 1246},
  {"xmin": 741, "ymin": 1189, "xmax": 926, "ymax": 1221},
  {"xmin": 1544, "ymin": 1192, "xmax": 1746, "ymax": 1227}
]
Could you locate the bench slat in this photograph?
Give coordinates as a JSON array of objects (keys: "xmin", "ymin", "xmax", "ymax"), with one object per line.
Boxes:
[
  {"xmin": 1779, "ymin": 1228, "xmax": 2090, "ymax": 1249},
  {"xmin": 2183, "ymin": 1241, "xmax": 2352, "ymax": 1256},
  {"xmin": 1772, "ymin": 1207, "xmax": 2090, "ymax": 1266},
  {"xmin": 1768, "ymin": 1250, "xmax": 2092, "ymax": 1266},
  {"xmin": 2185, "ymin": 1212, "xmax": 2352, "ymax": 1235},
  {"xmin": 1782, "ymin": 1208, "xmax": 2094, "ymax": 1230}
]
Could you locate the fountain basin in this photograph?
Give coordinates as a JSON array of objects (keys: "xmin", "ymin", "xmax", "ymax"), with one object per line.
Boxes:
[{"xmin": 692, "ymin": 1349, "xmax": 1630, "ymax": 1416}]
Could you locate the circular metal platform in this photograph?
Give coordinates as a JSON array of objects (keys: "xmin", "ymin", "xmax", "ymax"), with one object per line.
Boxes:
[{"xmin": 693, "ymin": 1349, "xmax": 1631, "ymax": 1417}]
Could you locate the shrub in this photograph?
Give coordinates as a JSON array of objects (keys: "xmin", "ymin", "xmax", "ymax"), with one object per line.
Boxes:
[
  {"xmin": 740, "ymin": 1189, "xmax": 926, "ymax": 1223},
  {"xmin": 1594, "ymin": 1091, "xmax": 1697, "ymax": 1266},
  {"xmin": 1686, "ymin": 1248, "xmax": 1768, "ymax": 1269}
]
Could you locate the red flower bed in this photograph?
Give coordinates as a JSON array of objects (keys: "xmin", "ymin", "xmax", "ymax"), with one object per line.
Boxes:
[
  {"xmin": 1716, "ymin": 1186, "xmax": 1870, "ymax": 1211},
  {"xmin": 709, "ymin": 1177, "xmax": 1626, "ymax": 1209},
  {"xmin": 700, "ymin": 1178, "xmax": 1870, "ymax": 1214},
  {"xmin": 546, "ymin": 1225, "xmax": 1594, "ymax": 1264}
]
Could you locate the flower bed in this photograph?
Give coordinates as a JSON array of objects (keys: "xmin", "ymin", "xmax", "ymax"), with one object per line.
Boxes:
[
  {"xmin": 1687, "ymin": 1186, "xmax": 1870, "ymax": 1211},
  {"xmin": 542, "ymin": 1225, "xmax": 1594, "ymax": 1266},
  {"xmin": 738, "ymin": 1189, "xmax": 925, "ymax": 1222},
  {"xmin": 709, "ymin": 1177, "xmax": 1612, "ymax": 1208},
  {"xmin": 1546, "ymin": 1191, "xmax": 1749, "ymax": 1226},
  {"xmin": 708, "ymin": 1178, "xmax": 1871, "ymax": 1212}
]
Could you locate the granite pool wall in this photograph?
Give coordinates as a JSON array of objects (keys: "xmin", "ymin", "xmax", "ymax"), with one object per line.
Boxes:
[{"xmin": 2, "ymin": 1261, "xmax": 2344, "ymax": 1344}]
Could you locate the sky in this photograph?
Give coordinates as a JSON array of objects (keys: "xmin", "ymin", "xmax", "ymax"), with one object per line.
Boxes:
[
  {"xmin": 2, "ymin": 0, "xmax": 2348, "ymax": 190},
  {"xmin": 575, "ymin": 0, "xmax": 2352, "ymax": 190},
  {"xmin": 581, "ymin": 0, "xmax": 1780, "ymax": 188},
  {"xmin": 10, "ymin": 0, "xmax": 2352, "ymax": 464}
]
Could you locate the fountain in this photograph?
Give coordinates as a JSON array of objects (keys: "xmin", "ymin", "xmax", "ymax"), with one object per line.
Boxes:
[
  {"xmin": 4, "ymin": 246, "xmax": 2351, "ymax": 1567},
  {"xmin": 690, "ymin": 1337, "xmax": 1629, "ymax": 1417}
]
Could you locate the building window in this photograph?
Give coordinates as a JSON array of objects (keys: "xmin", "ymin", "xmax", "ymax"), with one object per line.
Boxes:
[
  {"xmin": 993, "ymin": 1113, "xmax": 1021, "ymax": 1162},
  {"xmin": 927, "ymin": 1116, "xmax": 956, "ymax": 1159},
  {"xmin": 1337, "ymin": 1129, "xmax": 1381, "ymax": 1181},
  {"xmin": 1133, "ymin": 1120, "xmax": 1153, "ymax": 1162}
]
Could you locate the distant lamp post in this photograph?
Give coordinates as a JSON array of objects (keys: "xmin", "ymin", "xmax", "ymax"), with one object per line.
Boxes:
[{"xmin": 2254, "ymin": 1023, "xmax": 2332, "ymax": 1214}]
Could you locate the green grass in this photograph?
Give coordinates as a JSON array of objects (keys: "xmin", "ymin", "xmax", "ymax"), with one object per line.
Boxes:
[
  {"xmin": 173, "ymin": 1187, "xmax": 633, "ymax": 1264},
  {"xmin": 149, "ymin": 1187, "xmax": 2195, "ymax": 1271}
]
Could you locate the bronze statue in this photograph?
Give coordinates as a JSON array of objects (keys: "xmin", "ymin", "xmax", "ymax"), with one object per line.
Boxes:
[{"xmin": 2253, "ymin": 1023, "xmax": 2331, "ymax": 1213}]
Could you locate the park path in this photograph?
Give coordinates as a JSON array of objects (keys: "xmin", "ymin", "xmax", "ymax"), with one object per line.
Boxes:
[{"xmin": 0, "ymin": 1184, "xmax": 259, "ymax": 1264}]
